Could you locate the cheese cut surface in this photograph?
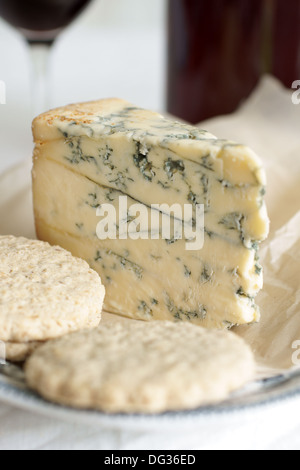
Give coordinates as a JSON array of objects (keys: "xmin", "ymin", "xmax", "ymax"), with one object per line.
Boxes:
[{"xmin": 32, "ymin": 98, "xmax": 269, "ymax": 329}]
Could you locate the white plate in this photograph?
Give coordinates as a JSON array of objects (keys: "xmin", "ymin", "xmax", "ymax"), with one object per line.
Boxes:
[{"xmin": 1, "ymin": 160, "xmax": 300, "ymax": 430}]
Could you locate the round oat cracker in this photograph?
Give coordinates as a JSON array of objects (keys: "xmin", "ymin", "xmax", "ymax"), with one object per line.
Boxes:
[
  {"xmin": 25, "ymin": 320, "xmax": 255, "ymax": 413},
  {"xmin": 0, "ymin": 236, "xmax": 105, "ymax": 342}
]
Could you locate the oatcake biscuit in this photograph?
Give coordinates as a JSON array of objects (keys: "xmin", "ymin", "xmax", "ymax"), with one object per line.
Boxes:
[
  {"xmin": 0, "ymin": 236, "xmax": 105, "ymax": 343},
  {"xmin": 5, "ymin": 342, "xmax": 42, "ymax": 362},
  {"xmin": 25, "ymin": 321, "xmax": 255, "ymax": 413}
]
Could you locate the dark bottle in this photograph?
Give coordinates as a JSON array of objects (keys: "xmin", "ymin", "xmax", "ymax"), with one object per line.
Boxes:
[
  {"xmin": 167, "ymin": 0, "xmax": 300, "ymax": 123},
  {"xmin": 0, "ymin": 0, "xmax": 92, "ymax": 42}
]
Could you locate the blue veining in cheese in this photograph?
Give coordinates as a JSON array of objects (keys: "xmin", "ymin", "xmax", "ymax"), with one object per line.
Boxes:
[{"xmin": 32, "ymin": 99, "xmax": 269, "ymax": 329}]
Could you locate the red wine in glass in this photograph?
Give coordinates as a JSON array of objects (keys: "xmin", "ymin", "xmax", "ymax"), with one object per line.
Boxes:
[
  {"xmin": 0, "ymin": 0, "xmax": 93, "ymax": 43},
  {"xmin": 0, "ymin": 0, "xmax": 93, "ymax": 114}
]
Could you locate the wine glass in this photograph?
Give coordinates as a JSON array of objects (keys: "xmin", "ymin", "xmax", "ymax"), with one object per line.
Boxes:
[{"xmin": 0, "ymin": 0, "xmax": 93, "ymax": 116}]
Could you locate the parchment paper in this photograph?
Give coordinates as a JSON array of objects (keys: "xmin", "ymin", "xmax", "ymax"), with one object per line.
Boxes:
[
  {"xmin": 0, "ymin": 76, "xmax": 299, "ymax": 381},
  {"xmin": 200, "ymin": 76, "xmax": 300, "ymax": 376}
]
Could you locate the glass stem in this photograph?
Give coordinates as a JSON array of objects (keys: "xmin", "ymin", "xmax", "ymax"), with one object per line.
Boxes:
[{"xmin": 28, "ymin": 42, "xmax": 52, "ymax": 118}]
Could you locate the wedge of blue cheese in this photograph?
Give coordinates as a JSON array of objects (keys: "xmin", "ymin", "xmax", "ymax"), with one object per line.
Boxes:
[{"xmin": 32, "ymin": 99, "xmax": 269, "ymax": 329}]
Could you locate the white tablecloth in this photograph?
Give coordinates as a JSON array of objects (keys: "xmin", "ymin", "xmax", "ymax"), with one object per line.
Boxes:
[{"xmin": 1, "ymin": 398, "xmax": 300, "ymax": 450}]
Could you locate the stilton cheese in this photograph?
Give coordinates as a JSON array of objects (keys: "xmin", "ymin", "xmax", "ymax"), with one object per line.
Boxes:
[{"xmin": 32, "ymin": 98, "xmax": 269, "ymax": 329}]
